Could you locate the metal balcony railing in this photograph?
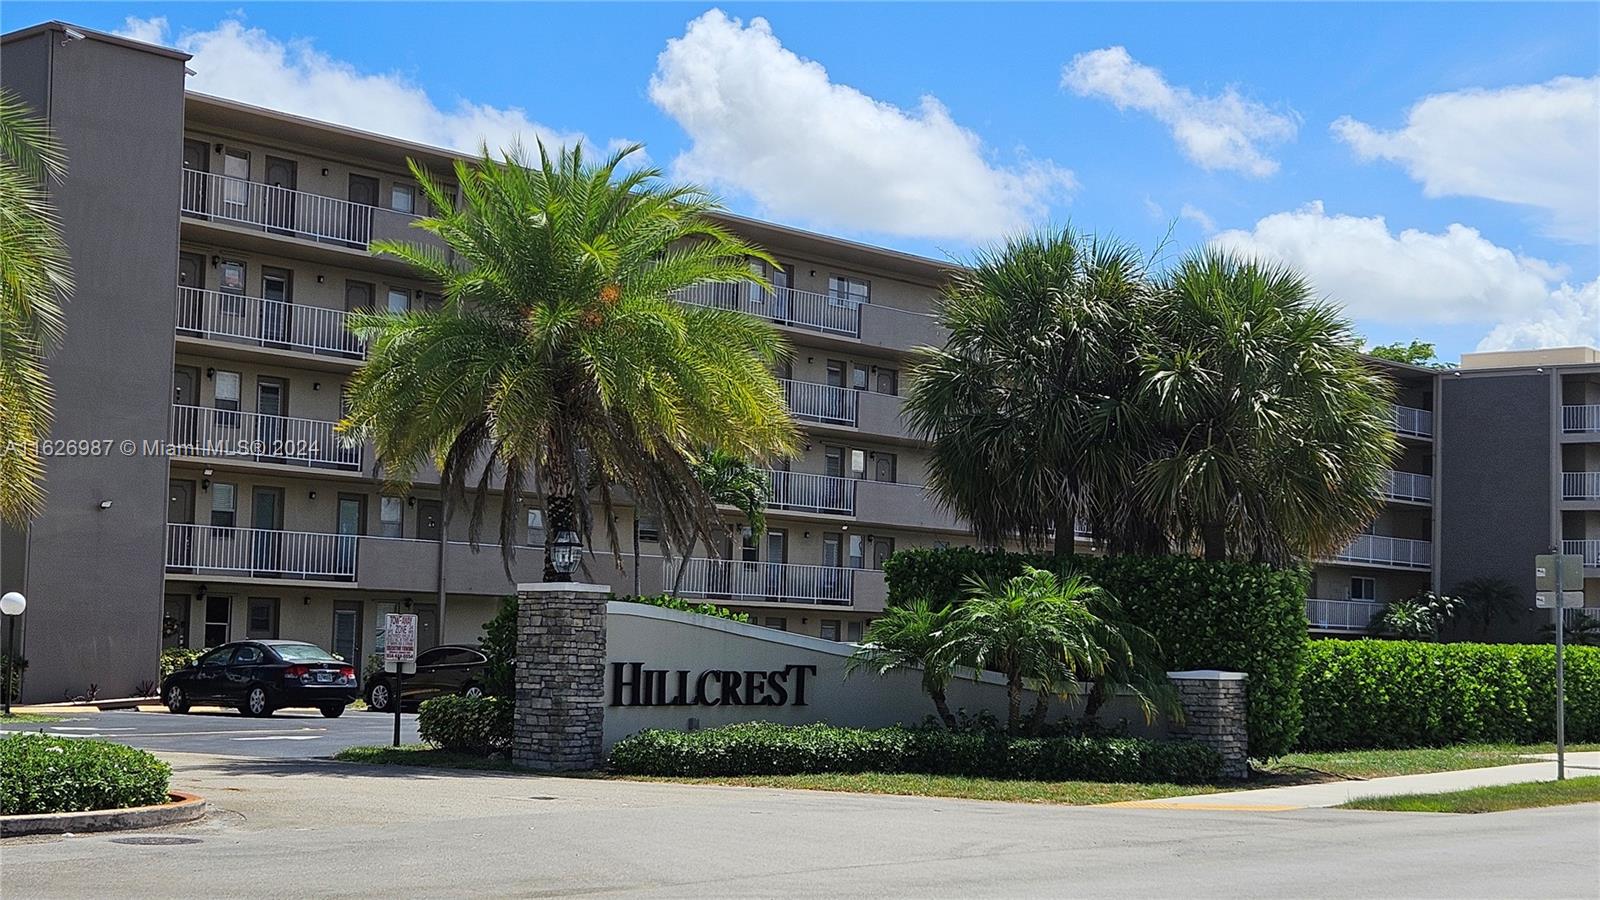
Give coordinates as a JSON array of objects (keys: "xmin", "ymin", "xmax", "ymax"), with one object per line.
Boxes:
[
  {"xmin": 1562, "ymin": 540, "xmax": 1600, "ymax": 567},
  {"xmin": 165, "ymin": 522, "xmax": 357, "ymax": 581},
  {"xmin": 1563, "ymin": 405, "xmax": 1600, "ymax": 434},
  {"xmin": 767, "ymin": 470, "xmax": 857, "ymax": 515},
  {"xmin": 675, "ymin": 283, "xmax": 861, "ymax": 337},
  {"xmin": 170, "ymin": 404, "xmax": 361, "ymax": 471},
  {"xmin": 181, "ymin": 169, "xmax": 403, "ymax": 247},
  {"xmin": 1383, "ymin": 469, "xmax": 1433, "ymax": 503},
  {"xmin": 673, "ymin": 558, "xmax": 856, "ymax": 605},
  {"xmin": 1331, "ymin": 534, "xmax": 1432, "ymax": 569},
  {"xmin": 1563, "ymin": 472, "xmax": 1600, "ymax": 500},
  {"xmin": 177, "ymin": 286, "xmax": 365, "ymax": 359},
  {"xmin": 781, "ymin": 379, "xmax": 858, "ymax": 426},
  {"xmin": 1306, "ymin": 598, "xmax": 1383, "ymax": 632},
  {"xmin": 1391, "ymin": 404, "xmax": 1434, "ymax": 438}
]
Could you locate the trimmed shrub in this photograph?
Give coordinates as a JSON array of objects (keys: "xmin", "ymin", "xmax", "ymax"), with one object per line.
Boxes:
[
  {"xmin": 159, "ymin": 647, "xmax": 204, "ymax": 679},
  {"xmin": 417, "ymin": 694, "xmax": 514, "ymax": 755},
  {"xmin": 1, "ymin": 734, "xmax": 171, "ymax": 815},
  {"xmin": 1298, "ymin": 640, "xmax": 1600, "ymax": 750},
  {"xmin": 608, "ymin": 722, "xmax": 1223, "ymax": 783},
  {"xmin": 883, "ymin": 548, "xmax": 1309, "ymax": 758},
  {"xmin": 617, "ymin": 593, "xmax": 750, "ymax": 622}
]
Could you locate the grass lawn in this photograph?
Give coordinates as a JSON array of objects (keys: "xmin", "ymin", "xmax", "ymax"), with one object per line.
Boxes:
[
  {"xmin": 0, "ymin": 712, "xmax": 62, "ymax": 724},
  {"xmin": 612, "ymin": 772, "xmax": 1217, "ymax": 805},
  {"xmin": 334, "ymin": 744, "xmax": 521, "ymax": 772},
  {"xmin": 1340, "ymin": 776, "xmax": 1600, "ymax": 813},
  {"xmin": 1258, "ymin": 743, "xmax": 1600, "ymax": 780}
]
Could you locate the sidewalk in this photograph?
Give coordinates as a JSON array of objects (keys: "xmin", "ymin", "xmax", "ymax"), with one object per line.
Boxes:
[{"xmin": 1112, "ymin": 751, "xmax": 1600, "ymax": 810}]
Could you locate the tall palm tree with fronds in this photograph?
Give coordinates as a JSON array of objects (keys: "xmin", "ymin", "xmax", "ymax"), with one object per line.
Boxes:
[
  {"xmin": 0, "ymin": 89, "xmax": 72, "ymax": 525},
  {"xmin": 341, "ymin": 142, "xmax": 797, "ymax": 578},
  {"xmin": 1133, "ymin": 248, "xmax": 1396, "ymax": 562},
  {"xmin": 905, "ymin": 229, "xmax": 1150, "ymax": 554},
  {"xmin": 847, "ymin": 599, "xmax": 961, "ymax": 728}
]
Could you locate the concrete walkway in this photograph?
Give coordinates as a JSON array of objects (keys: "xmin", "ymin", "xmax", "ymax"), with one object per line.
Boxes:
[{"xmin": 1114, "ymin": 751, "xmax": 1600, "ymax": 810}]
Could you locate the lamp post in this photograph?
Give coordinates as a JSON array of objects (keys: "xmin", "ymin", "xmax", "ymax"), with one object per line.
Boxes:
[
  {"xmin": 550, "ymin": 531, "xmax": 581, "ymax": 583},
  {"xmin": 1, "ymin": 591, "xmax": 26, "ymax": 716}
]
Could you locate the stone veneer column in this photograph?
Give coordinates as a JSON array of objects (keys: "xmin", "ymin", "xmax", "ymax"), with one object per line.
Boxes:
[
  {"xmin": 1166, "ymin": 670, "xmax": 1250, "ymax": 780},
  {"xmin": 512, "ymin": 582, "xmax": 610, "ymax": 771}
]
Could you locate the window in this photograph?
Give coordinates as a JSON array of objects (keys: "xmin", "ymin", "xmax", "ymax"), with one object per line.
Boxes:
[
  {"xmin": 219, "ymin": 259, "xmax": 246, "ymax": 293},
  {"xmin": 203, "ymin": 597, "xmax": 231, "ymax": 647},
  {"xmin": 824, "ymin": 446, "xmax": 845, "ymax": 478},
  {"xmin": 211, "ymin": 483, "xmax": 237, "ymax": 528},
  {"xmin": 419, "ymin": 291, "xmax": 443, "ymax": 312},
  {"xmin": 416, "ymin": 647, "xmax": 452, "ymax": 667},
  {"xmin": 233, "ymin": 644, "xmax": 264, "ymax": 664},
  {"xmin": 849, "ymin": 449, "xmax": 867, "ymax": 480},
  {"xmin": 763, "ymin": 617, "xmax": 787, "ymax": 632},
  {"xmin": 846, "ymin": 620, "xmax": 864, "ymax": 642},
  {"xmin": 223, "ymin": 148, "xmax": 250, "ymax": 207},
  {"xmin": 526, "ymin": 508, "xmax": 545, "ymax": 546},
  {"xmin": 828, "ymin": 275, "xmax": 870, "ymax": 306},
  {"xmin": 822, "ymin": 532, "xmax": 843, "ymax": 568},
  {"xmin": 379, "ymin": 496, "xmax": 404, "ymax": 538},
  {"xmin": 387, "ymin": 288, "xmax": 410, "ymax": 314},
  {"xmin": 851, "ymin": 366, "xmax": 869, "ymax": 391},
  {"xmin": 275, "ymin": 644, "xmax": 339, "ymax": 662},
  {"xmin": 246, "ymin": 598, "xmax": 278, "ymax": 639},
  {"xmin": 876, "ymin": 367, "xmax": 899, "ymax": 396},
  {"xmin": 199, "ymin": 644, "xmax": 233, "ymax": 667},
  {"xmin": 740, "ymin": 526, "xmax": 758, "ymax": 562},
  {"xmin": 636, "ymin": 515, "xmax": 660, "ymax": 543},
  {"xmin": 390, "ymin": 183, "xmax": 416, "ymax": 214},
  {"xmin": 820, "ymin": 619, "xmax": 841, "ymax": 641},
  {"xmin": 1350, "ymin": 577, "xmax": 1377, "ymax": 601},
  {"xmin": 825, "ymin": 359, "xmax": 847, "ymax": 388},
  {"xmin": 848, "ymin": 534, "xmax": 866, "ymax": 569},
  {"xmin": 213, "ymin": 371, "xmax": 241, "ymax": 411}
]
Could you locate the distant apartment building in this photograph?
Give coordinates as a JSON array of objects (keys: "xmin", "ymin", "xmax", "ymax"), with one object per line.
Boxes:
[{"xmin": 1, "ymin": 23, "xmax": 1591, "ymax": 701}]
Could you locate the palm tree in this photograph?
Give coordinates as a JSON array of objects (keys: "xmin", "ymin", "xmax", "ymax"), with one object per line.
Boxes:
[
  {"xmin": 0, "ymin": 89, "xmax": 72, "ymax": 525},
  {"xmin": 669, "ymin": 449, "xmax": 772, "ymax": 591},
  {"xmin": 949, "ymin": 567, "xmax": 1123, "ymax": 735},
  {"xmin": 341, "ymin": 142, "xmax": 797, "ymax": 579},
  {"xmin": 905, "ymin": 229, "xmax": 1149, "ymax": 554},
  {"xmin": 1131, "ymin": 248, "xmax": 1397, "ymax": 563},
  {"xmin": 847, "ymin": 600, "xmax": 961, "ymax": 728}
]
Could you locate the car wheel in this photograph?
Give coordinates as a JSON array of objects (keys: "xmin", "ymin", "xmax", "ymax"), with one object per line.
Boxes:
[
  {"xmin": 366, "ymin": 681, "xmax": 392, "ymax": 712},
  {"xmin": 165, "ymin": 685, "xmax": 191, "ymax": 714},
  {"xmin": 462, "ymin": 683, "xmax": 484, "ymax": 700},
  {"xmin": 242, "ymin": 685, "xmax": 273, "ymax": 717},
  {"xmin": 320, "ymin": 704, "xmax": 346, "ymax": 719}
]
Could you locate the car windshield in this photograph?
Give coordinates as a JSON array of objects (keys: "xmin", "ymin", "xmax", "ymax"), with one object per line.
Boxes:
[{"xmin": 273, "ymin": 644, "xmax": 339, "ymax": 662}]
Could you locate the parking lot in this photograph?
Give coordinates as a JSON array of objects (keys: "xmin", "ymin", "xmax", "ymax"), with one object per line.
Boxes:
[{"xmin": 2, "ymin": 708, "xmax": 419, "ymax": 759}]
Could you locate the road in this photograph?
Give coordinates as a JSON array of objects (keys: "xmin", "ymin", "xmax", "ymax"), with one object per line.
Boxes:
[
  {"xmin": 3, "ymin": 749, "xmax": 1598, "ymax": 898},
  {"xmin": 2, "ymin": 708, "xmax": 418, "ymax": 758}
]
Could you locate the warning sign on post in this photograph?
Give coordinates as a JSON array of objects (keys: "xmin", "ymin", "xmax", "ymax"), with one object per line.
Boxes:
[{"xmin": 384, "ymin": 613, "xmax": 418, "ymax": 664}]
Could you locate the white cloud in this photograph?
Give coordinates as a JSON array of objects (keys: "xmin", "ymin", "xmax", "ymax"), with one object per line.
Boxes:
[
  {"xmin": 647, "ymin": 10, "xmax": 1074, "ymax": 242},
  {"xmin": 1333, "ymin": 76, "xmax": 1600, "ymax": 243},
  {"xmin": 118, "ymin": 16, "xmax": 595, "ymax": 155},
  {"xmin": 1062, "ymin": 47, "xmax": 1297, "ymax": 177},
  {"xmin": 1210, "ymin": 201, "xmax": 1598, "ymax": 350},
  {"xmin": 1179, "ymin": 203, "xmax": 1216, "ymax": 234}
]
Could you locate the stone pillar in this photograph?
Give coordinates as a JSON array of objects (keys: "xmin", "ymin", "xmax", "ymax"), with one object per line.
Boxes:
[
  {"xmin": 512, "ymin": 582, "xmax": 610, "ymax": 771},
  {"xmin": 1166, "ymin": 670, "xmax": 1250, "ymax": 780}
]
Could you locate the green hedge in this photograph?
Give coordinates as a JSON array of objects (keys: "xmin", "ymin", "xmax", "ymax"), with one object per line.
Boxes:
[
  {"xmin": 883, "ymin": 548, "xmax": 1308, "ymax": 758},
  {"xmin": 608, "ymin": 722, "xmax": 1222, "ymax": 783},
  {"xmin": 160, "ymin": 647, "xmax": 204, "ymax": 679},
  {"xmin": 1298, "ymin": 640, "xmax": 1600, "ymax": 750},
  {"xmin": 417, "ymin": 695, "xmax": 514, "ymax": 755},
  {"xmin": 1, "ymin": 734, "xmax": 171, "ymax": 815},
  {"xmin": 617, "ymin": 593, "xmax": 750, "ymax": 622}
]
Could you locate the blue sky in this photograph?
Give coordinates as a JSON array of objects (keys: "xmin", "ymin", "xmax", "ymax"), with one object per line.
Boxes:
[{"xmin": 14, "ymin": 2, "xmax": 1599, "ymax": 359}]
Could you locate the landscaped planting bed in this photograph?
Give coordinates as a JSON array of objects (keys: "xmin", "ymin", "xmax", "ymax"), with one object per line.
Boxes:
[{"xmin": 1, "ymin": 734, "xmax": 171, "ymax": 815}]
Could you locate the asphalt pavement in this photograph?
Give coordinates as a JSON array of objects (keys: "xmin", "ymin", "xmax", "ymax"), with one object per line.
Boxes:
[{"xmin": 1, "ymin": 708, "xmax": 418, "ymax": 758}]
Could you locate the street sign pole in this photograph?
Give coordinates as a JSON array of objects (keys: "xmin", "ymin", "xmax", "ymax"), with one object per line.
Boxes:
[
  {"xmin": 382, "ymin": 612, "xmax": 419, "ymax": 750},
  {"xmin": 1554, "ymin": 550, "xmax": 1566, "ymax": 782},
  {"xmin": 393, "ymin": 666, "xmax": 404, "ymax": 748}
]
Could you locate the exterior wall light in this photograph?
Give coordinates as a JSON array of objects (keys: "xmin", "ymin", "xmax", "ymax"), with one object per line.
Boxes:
[{"xmin": 551, "ymin": 530, "xmax": 582, "ymax": 581}]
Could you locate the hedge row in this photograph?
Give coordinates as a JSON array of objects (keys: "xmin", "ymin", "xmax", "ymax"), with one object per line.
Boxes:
[
  {"xmin": 608, "ymin": 722, "xmax": 1223, "ymax": 783},
  {"xmin": 417, "ymin": 695, "xmax": 514, "ymax": 755},
  {"xmin": 1, "ymin": 734, "xmax": 172, "ymax": 815},
  {"xmin": 883, "ymin": 548, "xmax": 1309, "ymax": 758},
  {"xmin": 1298, "ymin": 640, "xmax": 1600, "ymax": 750},
  {"xmin": 616, "ymin": 593, "xmax": 750, "ymax": 622}
]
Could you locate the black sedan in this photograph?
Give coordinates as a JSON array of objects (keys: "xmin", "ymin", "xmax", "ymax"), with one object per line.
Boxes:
[
  {"xmin": 162, "ymin": 640, "xmax": 359, "ymax": 718},
  {"xmin": 364, "ymin": 644, "xmax": 489, "ymax": 712}
]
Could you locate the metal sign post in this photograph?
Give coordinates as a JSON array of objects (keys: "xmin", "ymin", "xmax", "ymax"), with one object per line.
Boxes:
[
  {"xmin": 383, "ymin": 613, "xmax": 418, "ymax": 749},
  {"xmin": 1534, "ymin": 553, "xmax": 1579, "ymax": 780}
]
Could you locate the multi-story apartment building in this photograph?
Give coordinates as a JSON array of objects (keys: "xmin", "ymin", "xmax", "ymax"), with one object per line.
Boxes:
[{"xmin": 2, "ymin": 23, "xmax": 1590, "ymax": 701}]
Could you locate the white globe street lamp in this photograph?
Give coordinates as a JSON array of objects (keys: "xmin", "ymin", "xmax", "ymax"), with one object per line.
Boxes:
[{"xmin": 1, "ymin": 591, "xmax": 25, "ymax": 716}]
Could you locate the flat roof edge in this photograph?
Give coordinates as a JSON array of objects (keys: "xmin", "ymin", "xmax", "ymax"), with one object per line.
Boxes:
[{"xmin": 1, "ymin": 20, "xmax": 193, "ymax": 63}]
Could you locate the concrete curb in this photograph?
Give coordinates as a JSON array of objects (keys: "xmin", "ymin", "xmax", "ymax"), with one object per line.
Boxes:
[{"xmin": 0, "ymin": 791, "xmax": 207, "ymax": 837}]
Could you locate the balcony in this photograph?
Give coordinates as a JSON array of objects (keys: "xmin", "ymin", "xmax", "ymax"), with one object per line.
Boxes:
[
  {"xmin": 165, "ymin": 523, "xmax": 357, "ymax": 582},
  {"xmin": 676, "ymin": 282, "xmax": 861, "ymax": 338},
  {"xmin": 170, "ymin": 404, "xmax": 361, "ymax": 472},
  {"xmin": 672, "ymin": 558, "xmax": 883, "ymax": 608},
  {"xmin": 1563, "ymin": 405, "xmax": 1600, "ymax": 434},
  {"xmin": 1562, "ymin": 540, "xmax": 1600, "ymax": 568},
  {"xmin": 1383, "ymin": 469, "xmax": 1432, "ymax": 503},
  {"xmin": 1391, "ymin": 404, "xmax": 1433, "ymax": 439},
  {"xmin": 768, "ymin": 470, "xmax": 856, "ymax": 515},
  {"xmin": 1330, "ymin": 534, "xmax": 1432, "ymax": 570},
  {"xmin": 180, "ymin": 170, "xmax": 429, "ymax": 253},
  {"xmin": 177, "ymin": 286, "xmax": 365, "ymax": 360},
  {"xmin": 781, "ymin": 379, "xmax": 857, "ymax": 426},
  {"xmin": 1563, "ymin": 472, "xmax": 1600, "ymax": 501},
  {"xmin": 1306, "ymin": 598, "xmax": 1383, "ymax": 632}
]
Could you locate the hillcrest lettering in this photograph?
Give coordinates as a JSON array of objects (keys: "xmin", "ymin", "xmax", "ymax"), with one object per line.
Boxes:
[{"xmin": 609, "ymin": 662, "xmax": 818, "ymax": 708}]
